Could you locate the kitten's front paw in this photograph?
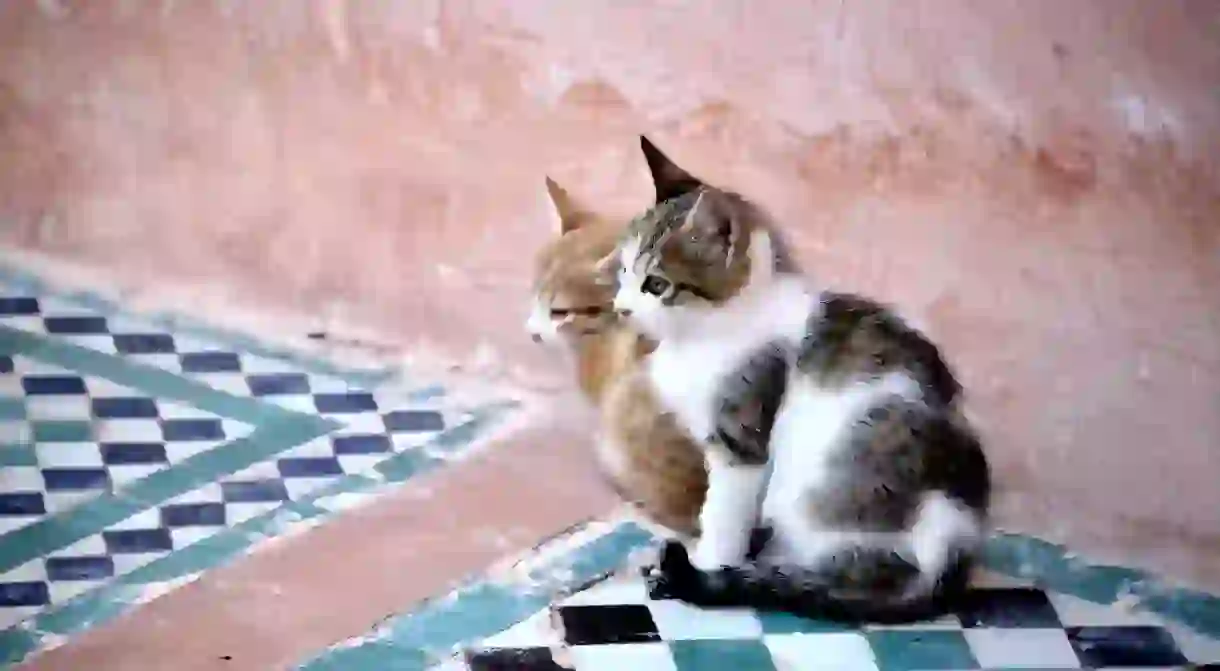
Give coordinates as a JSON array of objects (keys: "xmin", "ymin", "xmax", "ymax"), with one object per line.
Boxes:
[
  {"xmin": 645, "ymin": 540, "xmax": 703, "ymax": 601},
  {"xmin": 690, "ymin": 539, "xmax": 734, "ymax": 572}
]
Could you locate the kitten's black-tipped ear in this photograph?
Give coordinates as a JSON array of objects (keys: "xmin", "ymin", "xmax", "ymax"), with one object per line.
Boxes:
[
  {"xmin": 640, "ymin": 135, "xmax": 703, "ymax": 203},
  {"xmin": 545, "ymin": 176, "xmax": 585, "ymax": 234}
]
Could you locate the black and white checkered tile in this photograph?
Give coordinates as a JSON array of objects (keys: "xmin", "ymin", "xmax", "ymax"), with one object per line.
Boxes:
[{"xmin": 456, "ymin": 571, "xmax": 1220, "ymax": 670}]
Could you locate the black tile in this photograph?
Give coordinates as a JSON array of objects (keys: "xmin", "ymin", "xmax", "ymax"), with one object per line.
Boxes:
[
  {"xmin": 161, "ymin": 503, "xmax": 226, "ymax": 527},
  {"xmin": 0, "ymin": 493, "xmax": 46, "ymax": 516},
  {"xmin": 113, "ymin": 333, "xmax": 176, "ymax": 354},
  {"xmin": 42, "ymin": 468, "xmax": 110, "ymax": 491},
  {"xmin": 957, "ymin": 588, "xmax": 1062, "ymax": 628},
  {"xmin": 557, "ymin": 604, "xmax": 661, "ymax": 646},
  {"xmin": 103, "ymin": 528, "xmax": 174, "ymax": 554},
  {"xmin": 100, "ymin": 442, "xmax": 168, "ymax": 465},
  {"xmin": 465, "ymin": 647, "xmax": 567, "ymax": 671},
  {"xmin": 0, "ymin": 355, "xmax": 11, "ymax": 374},
  {"xmin": 0, "ymin": 581, "xmax": 49, "ymax": 607},
  {"xmin": 43, "ymin": 316, "xmax": 109, "ymax": 335},
  {"xmin": 246, "ymin": 373, "xmax": 311, "ymax": 396},
  {"xmin": 46, "ymin": 556, "xmax": 115, "ymax": 581},
  {"xmin": 179, "ymin": 351, "xmax": 242, "ymax": 373},
  {"xmin": 1066, "ymin": 626, "xmax": 1188, "ymax": 668},
  {"xmin": 331, "ymin": 434, "xmax": 392, "ymax": 455},
  {"xmin": 221, "ymin": 479, "xmax": 289, "ymax": 503},
  {"xmin": 161, "ymin": 418, "xmax": 224, "ymax": 442},
  {"xmin": 314, "ymin": 392, "xmax": 377, "ymax": 414},
  {"xmin": 278, "ymin": 457, "xmax": 343, "ymax": 478},
  {"xmin": 0, "ymin": 297, "xmax": 39, "ymax": 316},
  {"xmin": 383, "ymin": 410, "xmax": 445, "ymax": 433},
  {"xmin": 92, "ymin": 397, "xmax": 159, "ymax": 419},
  {"xmin": 22, "ymin": 375, "xmax": 87, "ymax": 395}
]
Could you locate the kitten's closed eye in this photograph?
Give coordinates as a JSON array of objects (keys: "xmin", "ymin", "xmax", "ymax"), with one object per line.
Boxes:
[
  {"xmin": 551, "ymin": 307, "xmax": 602, "ymax": 318},
  {"xmin": 642, "ymin": 275, "xmax": 672, "ymax": 297}
]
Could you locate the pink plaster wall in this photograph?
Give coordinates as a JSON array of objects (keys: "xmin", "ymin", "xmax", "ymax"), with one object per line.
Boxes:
[{"xmin": 1, "ymin": 1, "xmax": 1218, "ymax": 589}]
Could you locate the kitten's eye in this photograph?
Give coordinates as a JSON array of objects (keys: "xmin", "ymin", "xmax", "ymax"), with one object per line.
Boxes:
[{"xmin": 642, "ymin": 275, "xmax": 671, "ymax": 297}]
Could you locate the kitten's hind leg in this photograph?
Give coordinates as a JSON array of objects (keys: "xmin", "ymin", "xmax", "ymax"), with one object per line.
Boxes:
[{"xmin": 691, "ymin": 447, "xmax": 768, "ymax": 570}]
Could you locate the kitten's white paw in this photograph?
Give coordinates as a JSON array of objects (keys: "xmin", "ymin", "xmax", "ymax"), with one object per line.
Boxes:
[{"xmin": 690, "ymin": 537, "xmax": 738, "ymax": 571}]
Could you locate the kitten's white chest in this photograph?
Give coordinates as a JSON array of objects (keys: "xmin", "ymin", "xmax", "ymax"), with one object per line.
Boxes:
[{"xmin": 647, "ymin": 337, "xmax": 749, "ymax": 442}]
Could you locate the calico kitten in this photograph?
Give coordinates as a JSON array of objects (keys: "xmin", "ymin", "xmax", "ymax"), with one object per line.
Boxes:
[
  {"xmin": 612, "ymin": 137, "xmax": 991, "ymax": 622},
  {"xmin": 526, "ymin": 176, "xmax": 707, "ymax": 535}
]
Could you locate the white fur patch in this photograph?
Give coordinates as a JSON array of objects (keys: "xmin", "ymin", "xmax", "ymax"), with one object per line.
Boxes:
[
  {"xmin": 908, "ymin": 491, "xmax": 983, "ymax": 579},
  {"xmin": 524, "ymin": 298, "xmax": 561, "ymax": 344}
]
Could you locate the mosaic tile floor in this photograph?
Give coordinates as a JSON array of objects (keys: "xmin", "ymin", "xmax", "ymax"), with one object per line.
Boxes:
[
  {"xmin": 0, "ymin": 266, "xmax": 513, "ymax": 666},
  {"xmin": 304, "ymin": 521, "xmax": 1220, "ymax": 671}
]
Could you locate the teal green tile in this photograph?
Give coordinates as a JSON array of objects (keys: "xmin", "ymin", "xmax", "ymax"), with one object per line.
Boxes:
[
  {"xmin": 0, "ymin": 398, "xmax": 25, "ymax": 420},
  {"xmin": 669, "ymin": 639, "xmax": 777, "ymax": 671},
  {"xmin": 1140, "ymin": 585, "xmax": 1220, "ymax": 640},
  {"xmin": 0, "ymin": 491, "xmax": 144, "ymax": 573},
  {"xmin": 866, "ymin": 630, "xmax": 977, "ymax": 671},
  {"xmin": 0, "ymin": 444, "xmax": 37, "ymax": 467},
  {"xmin": 0, "ymin": 627, "xmax": 41, "ymax": 667},
  {"xmin": 757, "ymin": 610, "xmax": 852, "ymax": 634},
  {"xmin": 373, "ymin": 405, "xmax": 513, "ymax": 482},
  {"xmin": 31, "ymin": 419, "xmax": 93, "ymax": 442}
]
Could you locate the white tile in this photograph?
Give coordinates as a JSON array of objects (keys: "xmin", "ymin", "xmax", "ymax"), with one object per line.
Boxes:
[
  {"xmin": 1164, "ymin": 622, "xmax": 1220, "ymax": 665},
  {"xmin": 83, "ymin": 378, "xmax": 142, "ymax": 398},
  {"xmin": 3, "ymin": 315, "xmax": 47, "ymax": 334},
  {"xmin": 23, "ymin": 396, "xmax": 91, "ymax": 421},
  {"xmin": 165, "ymin": 440, "xmax": 222, "ymax": 464},
  {"xmin": 0, "ymin": 376, "xmax": 25, "ymax": 398},
  {"xmin": 50, "ymin": 535, "xmax": 108, "ymax": 558},
  {"xmin": 562, "ymin": 577, "xmax": 649, "ymax": 607},
  {"xmin": 107, "ymin": 463, "xmax": 167, "ymax": 489},
  {"xmin": 169, "ymin": 525, "xmax": 224, "ymax": 550},
  {"xmin": 964, "ymin": 628, "xmax": 1081, "ymax": 669},
  {"xmin": 60, "ymin": 335, "xmax": 118, "ymax": 354},
  {"xmin": 481, "ymin": 610, "xmax": 557, "ymax": 649},
  {"xmin": 1048, "ymin": 592, "xmax": 1162, "ymax": 628},
  {"xmin": 334, "ymin": 412, "xmax": 387, "ymax": 435},
  {"xmin": 283, "ymin": 477, "xmax": 333, "ymax": 502},
  {"xmin": 0, "ymin": 466, "xmax": 45, "ymax": 491},
  {"xmin": 2, "ymin": 560, "xmax": 48, "ymax": 583},
  {"xmin": 0, "ymin": 516, "xmax": 39, "ymax": 535},
  {"xmin": 225, "ymin": 501, "xmax": 278, "ymax": 525},
  {"xmin": 765, "ymin": 632, "xmax": 879, "ymax": 671},
  {"xmin": 191, "ymin": 373, "xmax": 250, "ymax": 396},
  {"xmin": 0, "ymin": 606, "xmax": 41, "ymax": 631},
  {"xmin": 43, "ymin": 490, "xmax": 103, "ymax": 515},
  {"xmin": 221, "ymin": 419, "xmax": 252, "ymax": 439},
  {"xmin": 311, "ymin": 491, "xmax": 377, "ymax": 514},
  {"xmin": 110, "ymin": 552, "xmax": 162, "ymax": 576},
  {"xmin": 302, "ymin": 375, "xmax": 355, "ymax": 394},
  {"xmin": 226, "ymin": 461, "xmax": 280, "ymax": 481},
  {"xmin": 280, "ymin": 436, "xmax": 338, "ymax": 459},
  {"xmin": 94, "ymin": 418, "xmax": 162, "ymax": 443},
  {"xmin": 568, "ymin": 642, "xmax": 677, "ymax": 671},
  {"xmin": 335, "ymin": 454, "xmax": 386, "ymax": 475},
  {"xmin": 126, "ymin": 353, "xmax": 182, "ymax": 372},
  {"xmin": 35, "ymin": 442, "xmax": 103, "ymax": 469},
  {"xmin": 48, "ymin": 579, "xmax": 102, "ymax": 605},
  {"xmin": 155, "ymin": 400, "xmax": 210, "ymax": 420},
  {"xmin": 165, "ymin": 483, "xmax": 224, "ymax": 505},
  {"xmin": 265, "ymin": 395, "xmax": 318, "ymax": 413},
  {"xmin": 35, "ymin": 298, "xmax": 97, "ymax": 317},
  {"xmin": 108, "ymin": 507, "xmax": 162, "ymax": 531},
  {"xmin": 12, "ymin": 358, "xmax": 74, "ymax": 376},
  {"xmin": 647, "ymin": 599, "xmax": 764, "ymax": 640},
  {"xmin": 238, "ymin": 355, "xmax": 300, "ymax": 374}
]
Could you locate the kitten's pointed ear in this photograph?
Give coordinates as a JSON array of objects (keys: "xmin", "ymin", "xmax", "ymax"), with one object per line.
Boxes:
[
  {"xmin": 640, "ymin": 135, "xmax": 703, "ymax": 203},
  {"xmin": 545, "ymin": 176, "xmax": 585, "ymax": 234}
]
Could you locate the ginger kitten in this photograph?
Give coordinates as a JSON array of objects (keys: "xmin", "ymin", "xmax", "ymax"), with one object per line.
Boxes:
[{"xmin": 526, "ymin": 176, "xmax": 707, "ymax": 535}]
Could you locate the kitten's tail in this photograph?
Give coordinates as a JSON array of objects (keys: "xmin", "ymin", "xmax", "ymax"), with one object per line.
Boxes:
[{"xmin": 646, "ymin": 540, "xmax": 971, "ymax": 625}]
